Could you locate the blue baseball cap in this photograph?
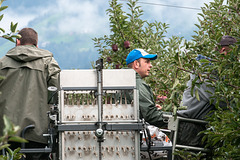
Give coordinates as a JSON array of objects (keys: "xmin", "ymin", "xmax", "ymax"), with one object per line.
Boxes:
[{"xmin": 126, "ymin": 49, "xmax": 157, "ymax": 65}]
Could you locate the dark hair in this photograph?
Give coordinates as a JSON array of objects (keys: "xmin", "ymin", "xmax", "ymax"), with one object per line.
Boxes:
[
  {"xmin": 127, "ymin": 59, "xmax": 141, "ymax": 68},
  {"xmin": 18, "ymin": 28, "xmax": 38, "ymax": 46}
]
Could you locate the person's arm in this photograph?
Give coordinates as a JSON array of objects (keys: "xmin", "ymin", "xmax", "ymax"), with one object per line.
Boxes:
[
  {"xmin": 139, "ymin": 82, "xmax": 167, "ymax": 128},
  {"xmin": 46, "ymin": 57, "xmax": 61, "ymax": 104},
  {"xmin": 47, "ymin": 57, "xmax": 61, "ymax": 88}
]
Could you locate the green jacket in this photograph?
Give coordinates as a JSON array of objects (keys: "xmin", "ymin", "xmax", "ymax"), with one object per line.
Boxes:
[
  {"xmin": 136, "ymin": 73, "xmax": 166, "ymax": 128},
  {"xmin": 0, "ymin": 45, "xmax": 60, "ymax": 144}
]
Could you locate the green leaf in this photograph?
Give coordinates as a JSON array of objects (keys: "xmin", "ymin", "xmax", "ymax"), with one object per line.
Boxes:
[
  {"xmin": 0, "ymin": 144, "xmax": 10, "ymax": 151},
  {"xmin": 10, "ymin": 22, "xmax": 18, "ymax": 33},
  {"xmin": 14, "ymin": 152, "xmax": 25, "ymax": 160},
  {"xmin": 10, "ymin": 34, "xmax": 21, "ymax": 39},
  {"xmin": 12, "ymin": 147, "xmax": 21, "ymax": 155},
  {"xmin": 3, "ymin": 115, "xmax": 12, "ymax": 135},
  {"xmin": 0, "ymin": 27, "xmax": 5, "ymax": 33},
  {"xmin": 0, "ymin": 6, "xmax": 8, "ymax": 12},
  {"xmin": 8, "ymin": 136, "xmax": 28, "ymax": 143},
  {"xmin": 0, "ymin": 14, "xmax": 3, "ymax": 21},
  {"xmin": 5, "ymin": 37, "xmax": 15, "ymax": 43},
  {"xmin": 195, "ymin": 89, "xmax": 200, "ymax": 101},
  {"xmin": 178, "ymin": 105, "xmax": 188, "ymax": 110},
  {"xmin": 199, "ymin": 59, "xmax": 210, "ymax": 63},
  {"xmin": 173, "ymin": 106, "xmax": 177, "ymax": 115},
  {"xmin": 6, "ymin": 147, "xmax": 13, "ymax": 158},
  {"xmin": 0, "ymin": 155, "xmax": 8, "ymax": 160},
  {"xmin": 212, "ymin": 136, "xmax": 221, "ymax": 146},
  {"xmin": 2, "ymin": 34, "xmax": 9, "ymax": 39},
  {"xmin": 172, "ymin": 78, "xmax": 179, "ymax": 89},
  {"xmin": 3, "ymin": 115, "xmax": 21, "ymax": 136}
]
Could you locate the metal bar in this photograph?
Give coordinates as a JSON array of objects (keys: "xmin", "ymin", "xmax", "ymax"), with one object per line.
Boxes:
[
  {"xmin": 60, "ymin": 120, "xmax": 140, "ymax": 123},
  {"xmin": 20, "ymin": 148, "xmax": 52, "ymax": 153},
  {"xmin": 135, "ymin": 131, "xmax": 140, "ymax": 160},
  {"xmin": 140, "ymin": 146, "xmax": 172, "ymax": 151},
  {"xmin": 97, "ymin": 70, "xmax": 102, "ymax": 127},
  {"xmin": 106, "ymin": 123, "xmax": 143, "ymax": 131},
  {"xmin": 57, "ymin": 123, "xmax": 143, "ymax": 131},
  {"xmin": 134, "ymin": 89, "xmax": 139, "ymax": 121},
  {"xmin": 175, "ymin": 144, "xmax": 208, "ymax": 152},
  {"xmin": 96, "ymin": 59, "xmax": 103, "ymax": 160},
  {"xmin": 172, "ymin": 118, "xmax": 179, "ymax": 160},
  {"xmin": 60, "ymin": 90, "xmax": 64, "ymax": 123},
  {"xmin": 163, "ymin": 114, "xmax": 208, "ymax": 124},
  {"xmin": 61, "ymin": 86, "xmax": 135, "ymax": 91},
  {"xmin": 160, "ymin": 129, "xmax": 172, "ymax": 133},
  {"xmin": 177, "ymin": 117, "xmax": 208, "ymax": 124}
]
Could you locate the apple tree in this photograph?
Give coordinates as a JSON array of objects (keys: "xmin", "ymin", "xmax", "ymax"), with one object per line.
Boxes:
[
  {"xmin": 92, "ymin": 0, "xmax": 189, "ymax": 112},
  {"xmin": 190, "ymin": 0, "xmax": 240, "ymax": 159},
  {"xmin": 172, "ymin": 0, "xmax": 239, "ymax": 158}
]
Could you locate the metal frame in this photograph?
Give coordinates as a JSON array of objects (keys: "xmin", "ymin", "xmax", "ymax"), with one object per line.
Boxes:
[
  {"xmin": 57, "ymin": 123, "xmax": 143, "ymax": 131},
  {"xmin": 163, "ymin": 114, "xmax": 208, "ymax": 160}
]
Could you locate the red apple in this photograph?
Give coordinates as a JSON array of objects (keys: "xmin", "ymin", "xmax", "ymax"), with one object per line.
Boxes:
[
  {"xmin": 106, "ymin": 57, "xmax": 112, "ymax": 63},
  {"xmin": 164, "ymin": 90, "xmax": 169, "ymax": 95},
  {"xmin": 124, "ymin": 41, "xmax": 130, "ymax": 49},
  {"xmin": 112, "ymin": 44, "xmax": 118, "ymax": 52},
  {"xmin": 115, "ymin": 64, "xmax": 120, "ymax": 69}
]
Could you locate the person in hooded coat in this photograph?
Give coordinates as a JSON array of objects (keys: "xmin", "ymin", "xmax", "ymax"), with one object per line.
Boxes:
[
  {"xmin": 0, "ymin": 28, "xmax": 61, "ymax": 160},
  {"xmin": 176, "ymin": 35, "xmax": 237, "ymax": 148}
]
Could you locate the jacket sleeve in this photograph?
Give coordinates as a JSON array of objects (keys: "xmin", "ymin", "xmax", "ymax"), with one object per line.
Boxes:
[
  {"xmin": 139, "ymin": 82, "xmax": 166, "ymax": 128},
  {"xmin": 47, "ymin": 57, "xmax": 61, "ymax": 88}
]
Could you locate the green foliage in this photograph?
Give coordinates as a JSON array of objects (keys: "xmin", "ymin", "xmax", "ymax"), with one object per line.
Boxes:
[
  {"xmin": 93, "ymin": 0, "xmax": 189, "ymax": 113},
  {"xmin": 0, "ymin": 147, "xmax": 25, "ymax": 160},
  {"xmin": 174, "ymin": 149, "xmax": 207, "ymax": 160},
  {"xmin": 0, "ymin": 115, "xmax": 27, "ymax": 160},
  {"xmin": 202, "ymin": 106, "xmax": 240, "ymax": 159},
  {"xmin": 183, "ymin": 0, "xmax": 240, "ymax": 159},
  {"xmin": 92, "ymin": 0, "xmax": 169, "ymax": 68},
  {"xmin": 0, "ymin": 0, "xmax": 20, "ymax": 43}
]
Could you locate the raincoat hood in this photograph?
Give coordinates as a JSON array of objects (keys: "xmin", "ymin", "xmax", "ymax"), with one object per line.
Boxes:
[{"xmin": 6, "ymin": 45, "xmax": 53, "ymax": 62}]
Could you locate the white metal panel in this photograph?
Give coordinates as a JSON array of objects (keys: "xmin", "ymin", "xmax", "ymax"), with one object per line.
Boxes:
[
  {"xmin": 61, "ymin": 131, "xmax": 139, "ymax": 160},
  {"xmin": 103, "ymin": 69, "xmax": 136, "ymax": 88},
  {"xmin": 60, "ymin": 70, "xmax": 96, "ymax": 89},
  {"xmin": 60, "ymin": 69, "xmax": 136, "ymax": 89}
]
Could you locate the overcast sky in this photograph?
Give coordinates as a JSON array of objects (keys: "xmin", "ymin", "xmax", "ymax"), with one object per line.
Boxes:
[{"xmin": 0, "ymin": 0, "xmax": 214, "ymax": 69}]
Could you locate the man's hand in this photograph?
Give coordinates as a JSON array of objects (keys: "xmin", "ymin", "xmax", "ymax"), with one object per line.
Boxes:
[{"xmin": 156, "ymin": 104, "xmax": 162, "ymax": 110}]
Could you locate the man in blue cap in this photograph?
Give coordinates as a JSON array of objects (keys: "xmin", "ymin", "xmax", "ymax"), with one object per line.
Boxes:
[{"xmin": 126, "ymin": 49, "xmax": 167, "ymax": 128}]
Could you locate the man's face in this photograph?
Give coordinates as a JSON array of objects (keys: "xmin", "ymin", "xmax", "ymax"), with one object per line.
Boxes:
[
  {"xmin": 136, "ymin": 58, "xmax": 152, "ymax": 78},
  {"xmin": 219, "ymin": 45, "xmax": 231, "ymax": 55}
]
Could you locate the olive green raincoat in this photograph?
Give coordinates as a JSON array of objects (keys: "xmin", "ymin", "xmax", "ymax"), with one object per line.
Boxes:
[
  {"xmin": 0, "ymin": 45, "xmax": 60, "ymax": 144},
  {"xmin": 122, "ymin": 72, "xmax": 168, "ymax": 128},
  {"xmin": 135, "ymin": 73, "xmax": 167, "ymax": 128}
]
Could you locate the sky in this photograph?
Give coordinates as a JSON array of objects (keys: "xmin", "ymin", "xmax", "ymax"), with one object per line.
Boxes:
[{"xmin": 0, "ymin": 0, "xmax": 213, "ymax": 69}]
